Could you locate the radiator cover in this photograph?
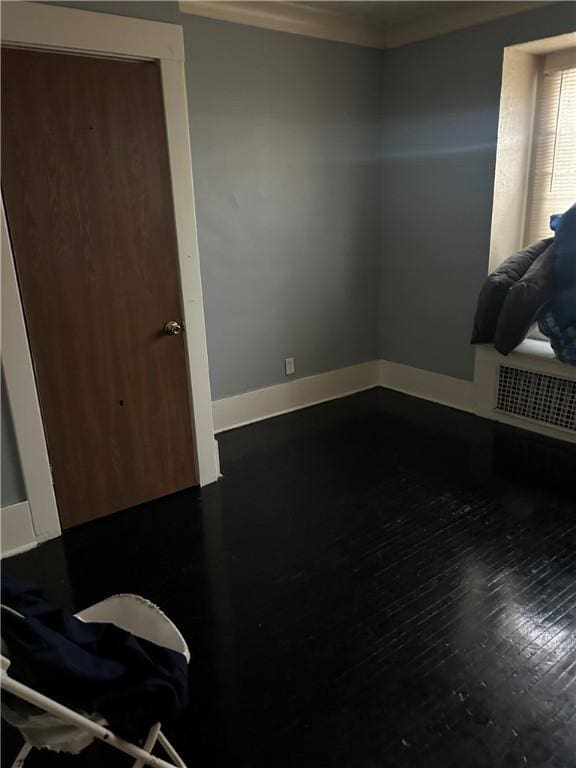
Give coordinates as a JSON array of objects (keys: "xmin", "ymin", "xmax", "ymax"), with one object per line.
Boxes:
[{"xmin": 496, "ymin": 365, "xmax": 576, "ymax": 433}]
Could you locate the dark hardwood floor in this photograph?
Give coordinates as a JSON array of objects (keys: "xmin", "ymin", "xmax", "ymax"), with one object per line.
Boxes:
[{"xmin": 3, "ymin": 388, "xmax": 576, "ymax": 768}]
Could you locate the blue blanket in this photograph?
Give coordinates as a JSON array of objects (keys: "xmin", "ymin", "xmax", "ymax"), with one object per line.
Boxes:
[
  {"xmin": 549, "ymin": 203, "xmax": 576, "ymax": 331},
  {"xmin": 1, "ymin": 576, "xmax": 189, "ymax": 742},
  {"xmin": 538, "ymin": 203, "xmax": 576, "ymax": 364}
]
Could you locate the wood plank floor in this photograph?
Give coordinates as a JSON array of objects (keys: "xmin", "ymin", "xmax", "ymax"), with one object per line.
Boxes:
[{"xmin": 3, "ymin": 388, "xmax": 576, "ymax": 767}]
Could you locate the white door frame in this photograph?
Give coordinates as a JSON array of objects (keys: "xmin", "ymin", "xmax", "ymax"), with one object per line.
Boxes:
[{"xmin": 1, "ymin": 2, "xmax": 219, "ymax": 545}]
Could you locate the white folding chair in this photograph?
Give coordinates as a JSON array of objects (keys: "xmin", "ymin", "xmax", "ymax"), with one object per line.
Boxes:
[{"xmin": 1, "ymin": 594, "xmax": 190, "ymax": 768}]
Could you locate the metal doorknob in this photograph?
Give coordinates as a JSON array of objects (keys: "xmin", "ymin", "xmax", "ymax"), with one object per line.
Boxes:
[{"xmin": 163, "ymin": 320, "xmax": 183, "ymax": 336}]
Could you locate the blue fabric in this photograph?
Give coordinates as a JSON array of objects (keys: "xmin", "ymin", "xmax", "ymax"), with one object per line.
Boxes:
[
  {"xmin": 1, "ymin": 576, "xmax": 189, "ymax": 742},
  {"xmin": 538, "ymin": 309, "xmax": 576, "ymax": 365},
  {"xmin": 549, "ymin": 212, "xmax": 563, "ymax": 232},
  {"xmin": 548, "ymin": 203, "xmax": 576, "ymax": 331}
]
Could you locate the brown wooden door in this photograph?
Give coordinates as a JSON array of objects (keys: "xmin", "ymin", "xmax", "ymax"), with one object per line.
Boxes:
[{"xmin": 2, "ymin": 48, "xmax": 198, "ymax": 528}]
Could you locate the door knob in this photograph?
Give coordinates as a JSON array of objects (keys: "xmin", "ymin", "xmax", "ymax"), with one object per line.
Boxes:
[{"xmin": 163, "ymin": 320, "xmax": 183, "ymax": 336}]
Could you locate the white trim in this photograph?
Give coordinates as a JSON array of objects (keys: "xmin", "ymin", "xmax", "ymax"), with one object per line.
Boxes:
[
  {"xmin": 516, "ymin": 31, "xmax": 576, "ymax": 56},
  {"xmin": 475, "ymin": 340, "xmax": 576, "ymax": 383},
  {"xmin": 1, "ymin": 204, "xmax": 61, "ymax": 543},
  {"xmin": 488, "ymin": 46, "xmax": 540, "ymax": 271},
  {"xmin": 179, "ymin": 1, "xmax": 384, "ymax": 49},
  {"xmin": 180, "ymin": 0, "xmax": 551, "ymax": 50},
  {"xmin": 1, "ymin": 1, "xmax": 184, "ymax": 61},
  {"xmin": 159, "ymin": 58, "xmax": 219, "ymax": 485},
  {"xmin": 379, "ymin": 360, "xmax": 475, "ymax": 414},
  {"xmin": 474, "ymin": 346, "xmax": 501, "ymax": 421},
  {"xmin": 212, "ymin": 359, "xmax": 477, "ymax": 434},
  {"xmin": 544, "ymin": 46, "xmax": 576, "ymax": 73},
  {"xmin": 212, "ymin": 361, "xmax": 380, "ymax": 433},
  {"xmin": 1, "ymin": 2, "xmax": 218, "ymax": 539},
  {"xmin": 1, "ymin": 501, "xmax": 37, "ymax": 559}
]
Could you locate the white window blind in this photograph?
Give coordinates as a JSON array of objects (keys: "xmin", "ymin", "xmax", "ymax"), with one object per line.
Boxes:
[{"xmin": 524, "ymin": 53, "xmax": 576, "ymax": 244}]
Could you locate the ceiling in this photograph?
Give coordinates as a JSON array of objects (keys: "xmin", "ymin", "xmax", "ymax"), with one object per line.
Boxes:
[{"xmin": 180, "ymin": 1, "xmax": 553, "ymax": 49}]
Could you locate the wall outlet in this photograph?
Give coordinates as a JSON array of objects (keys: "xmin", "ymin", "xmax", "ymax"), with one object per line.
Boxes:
[{"xmin": 285, "ymin": 357, "xmax": 295, "ymax": 376}]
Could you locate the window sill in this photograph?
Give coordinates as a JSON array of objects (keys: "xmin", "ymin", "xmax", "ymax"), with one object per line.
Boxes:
[
  {"xmin": 509, "ymin": 338, "xmax": 557, "ymax": 362},
  {"xmin": 476, "ymin": 340, "xmax": 575, "ymax": 379}
]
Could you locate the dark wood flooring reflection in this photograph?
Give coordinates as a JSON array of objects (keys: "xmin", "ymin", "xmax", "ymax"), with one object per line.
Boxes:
[{"xmin": 3, "ymin": 388, "xmax": 576, "ymax": 768}]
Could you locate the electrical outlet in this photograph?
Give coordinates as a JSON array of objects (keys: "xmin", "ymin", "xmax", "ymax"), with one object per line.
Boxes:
[{"xmin": 285, "ymin": 357, "xmax": 295, "ymax": 376}]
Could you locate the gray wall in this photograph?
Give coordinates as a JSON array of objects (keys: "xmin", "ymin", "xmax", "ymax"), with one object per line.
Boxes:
[
  {"xmin": 1, "ymin": 370, "xmax": 26, "ymax": 506},
  {"xmin": 379, "ymin": 2, "xmax": 576, "ymax": 381},
  {"xmin": 187, "ymin": 18, "xmax": 381, "ymax": 397}
]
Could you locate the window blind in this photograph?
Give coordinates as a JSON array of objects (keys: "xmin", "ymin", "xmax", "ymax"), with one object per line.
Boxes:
[{"xmin": 524, "ymin": 58, "xmax": 576, "ymax": 244}]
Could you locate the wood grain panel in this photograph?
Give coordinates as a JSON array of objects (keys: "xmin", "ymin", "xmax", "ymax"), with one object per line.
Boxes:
[{"xmin": 2, "ymin": 48, "xmax": 198, "ymax": 528}]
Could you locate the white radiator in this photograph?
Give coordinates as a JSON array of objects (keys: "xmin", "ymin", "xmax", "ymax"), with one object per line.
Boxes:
[
  {"xmin": 474, "ymin": 342, "xmax": 576, "ymax": 443},
  {"xmin": 496, "ymin": 365, "xmax": 576, "ymax": 433}
]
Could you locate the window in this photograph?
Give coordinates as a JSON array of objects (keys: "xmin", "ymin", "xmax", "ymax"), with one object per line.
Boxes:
[{"xmin": 524, "ymin": 49, "xmax": 576, "ymax": 245}]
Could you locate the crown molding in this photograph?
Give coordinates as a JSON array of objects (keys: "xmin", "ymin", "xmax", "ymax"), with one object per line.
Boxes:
[
  {"xmin": 180, "ymin": 1, "xmax": 555, "ymax": 50},
  {"xmin": 179, "ymin": 1, "xmax": 384, "ymax": 48}
]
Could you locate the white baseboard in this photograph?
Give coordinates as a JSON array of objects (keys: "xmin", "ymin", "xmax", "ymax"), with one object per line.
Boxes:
[
  {"xmin": 1, "ymin": 501, "xmax": 37, "ymax": 558},
  {"xmin": 212, "ymin": 361, "xmax": 380, "ymax": 432},
  {"xmin": 379, "ymin": 359, "xmax": 475, "ymax": 414},
  {"xmin": 212, "ymin": 358, "xmax": 477, "ymax": 433}
]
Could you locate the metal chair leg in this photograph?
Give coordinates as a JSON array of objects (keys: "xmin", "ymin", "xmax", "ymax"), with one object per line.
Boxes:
[
  {"xmin": 133, "ymin": 723, "xmax": 161, "ymax": 768},
  {"xmin": 11, "ymin": 742, "xmax": 32, "ymax": 768},
  {"xmin": 157, "ymin": 731, "xmax": 187, "ymax": 768}
]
